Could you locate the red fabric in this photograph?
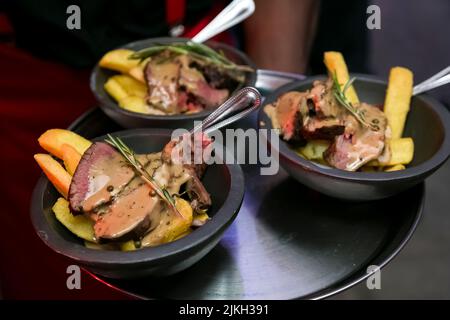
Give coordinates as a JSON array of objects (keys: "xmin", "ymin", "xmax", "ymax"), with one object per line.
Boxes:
[
  {"xmin": 0, "ymin": 1, "xmax": 233, "ymax": 298},
  {"xmin": 165, "ymin": 0, "xmax": 186, "ymax": 26},
  {"xmin": 0, "ymin": 44, "xmax": 128, "ymax": 299}
]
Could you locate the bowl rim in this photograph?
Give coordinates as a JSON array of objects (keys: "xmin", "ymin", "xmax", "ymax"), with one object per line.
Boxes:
[
  {"xmin": 258, "ymin": 74, "xmax": 450, "ymax": 182},
  {"xmin": 30, "ymin": 128, "xmax": 245, "ymax": 266},
  {"xmin": 90, "ymin": 37, "xmax": 257, "ymax": 121}
]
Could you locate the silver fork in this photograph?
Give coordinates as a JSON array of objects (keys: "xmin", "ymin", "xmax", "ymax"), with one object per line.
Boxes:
[
  {"xmin": 190, "ymin": 87, "xmax": 262, "ymax": 135},
  {"xmin": 413, "ymin": 66, "xmax": 450, "ymax": 96}
]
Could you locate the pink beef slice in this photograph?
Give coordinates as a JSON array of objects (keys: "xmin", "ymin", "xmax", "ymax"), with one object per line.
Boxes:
[
  {"xmin": 324, "ymin": 103, "xmax": 387, "ymax": 171},
  {"xmin": 69, "ymin": 141, "xmax": 161, "ymax": 240},
  {"xmin": 178, "ymin": 56, "xmax": 229, "ymax": 109},
  {"xmin": 69, "ymin": 142, "xmax": 135, "ymax": 214}
]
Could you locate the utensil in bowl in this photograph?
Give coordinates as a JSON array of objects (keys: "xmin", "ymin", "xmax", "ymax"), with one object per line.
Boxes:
[
  {"xmin": 90, "ymin": 38, "xmax": 256, "ymax": 129},
  {"xmin": 30, "ymin": 129, "xmax": 245, "ymax": 278},
  {"xmin": 258, "ymin": 75, "xmax": 450, "ymax": 201}
]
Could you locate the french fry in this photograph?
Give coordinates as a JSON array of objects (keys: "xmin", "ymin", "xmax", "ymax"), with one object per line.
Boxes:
[
  {"xmin": 38, "ymin": 129, "xmax": 91, "ymax": 160},
  {"xmin": 34, "ymin": 154, "xmax": 72, "ymax": 198},
  {"xmin": 369, "ymin": 137, "xmax": 414, "ymax": 167},
  {"xmin": 112, "ymin": 75, "xmax": 147, "ymax": 98},
  {"xmin": 99, "ymin": 49, "xmax": 139, "ymax": 73},
  {"xmin": 324, "ymin": 51, "xmax": 359, "ymax": 105},
  {"xmin": 118, "ymin": 95, "xmax": 149, "ymax": 113},
  {"xmin": 104, "ymin": 77, "xmax": 128, "ymax": 101},
  {"xmin": 129, "ymin": 64, "xmax": 146, "ymax": 83},
  {"xmin": 384, "ymin": 67, "xmax": 413, "ymax": 139},
  {"xmin": 120, "ymin": 240, "xmax": 137, "ymax": 252},
  {"xmin": 385, "ymin": 137, "xmax": 414, "ymax": 165},
  {"xmin": 385, "ymin": 164, "xmax": 406, "ymax": 172},
  {"xmin": 53, "ymin": 198, "xmax": 95, "ymax": 242},
  {"xmin": 297, "ymin": 140, "xmax": 330, "ymax": 161}
]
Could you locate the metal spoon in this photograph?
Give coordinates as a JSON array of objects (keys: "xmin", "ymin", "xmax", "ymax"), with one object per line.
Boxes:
[{"xmin": 413, "ymin": 66, "xmax": 450, "ymax": 95}]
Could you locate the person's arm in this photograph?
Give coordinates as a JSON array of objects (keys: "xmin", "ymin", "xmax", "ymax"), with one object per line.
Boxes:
[{"xmin": 244, "ymin": 0, "xmax": 320, "ymax": 73}]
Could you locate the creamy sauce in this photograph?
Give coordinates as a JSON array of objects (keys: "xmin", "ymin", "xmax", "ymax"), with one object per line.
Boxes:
[
  {"xmin": 81, "ymin": 149, "xmax": 196, "ymax": 242},
  {"xmin": 147, "ymin": 61, "xmax": 180, "ymax": 113}
]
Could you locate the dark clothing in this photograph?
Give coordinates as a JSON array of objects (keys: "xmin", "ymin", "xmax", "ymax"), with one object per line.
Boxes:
[
  {"xmin": 309, "ymin": 0, "xmax": 369, "ymax": 74},
  {"xmin": 6, "ymin": 0, "xmax": 215, "ymax": 67}
]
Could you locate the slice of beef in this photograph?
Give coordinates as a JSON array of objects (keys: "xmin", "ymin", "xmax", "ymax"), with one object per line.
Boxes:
[
  {"xmin": 178, "ymin": 56, "xmax": 229, "ymax": 109},
  {"xmin": 188, "ymin": 60, "xmax": 242, "ymax": 91},
  {"xmin": 273, "ymin": 91, "xmax": 307, "ymax": 143},
  {"xmin": 69, "ymin": 142, "xmax": 135, "ymax": 214},
  {"xmin": 93, "ymin": 179, "xmax": 160, "ymax": 241},
  {"xmin": 324, "ymin": 103, "xmax": 388, "ymax": 171},
  {"xmin": 306, "ymin": 80, "xmax": 341, "ymax": 118},
  {"xmin": 69, "ymin": 142, "xmax": 163, "ymax": 240},
  {"xmin": 301, "ymin": 117, "xmax": 345, "ymax": 140},
  {"xmin": 144, "ymin": 59, "xmax": 181, "ymax": 113}
]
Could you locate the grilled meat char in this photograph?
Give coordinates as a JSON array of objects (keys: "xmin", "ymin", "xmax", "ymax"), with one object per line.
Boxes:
[
  {"xmin": 265, "ymin": 80, "xmax": 345, "ymax": 144},
  {"xmin": 69, "ymin": 139, "xmax": 210, "ymax": 241}
]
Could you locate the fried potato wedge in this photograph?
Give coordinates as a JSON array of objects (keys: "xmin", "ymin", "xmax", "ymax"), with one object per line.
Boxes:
[
  {"xmin": 384, "ymin": 67, "xmax": 413, "ymax": 139},
  {"xmin": 99, "ymin": 49, "xmax": 139, "ymax": 73},
  {"xmin": 61, "ymin": 144, "xmax": 82, "ymax": 175},
  {"xmin": 369, "ymin": 137, "xmax": 414, "ymax": 167},
  {"xmin": 38, "ymin": 129, "xmax": 92, "ymax": 160},
  {"xmin": 34, "ymin": 154, "xmax": 72, "ymax": 198},
  {"xmin": 129, "ymin": 64, "xmax": 146, "ymax": 83},
  {"xmin": 112, "ymin": 75, "xmax": 147, "ymax": 98},
  {"xmin": 118, "ymin": 95, "xmax": 149, "ymax": 113},
  {"xmin": 141, "ymin": 198, "xmax": 193, "ymax": 247},
  {"xmin": 385, "ymin": 137, "xmax": 414, "ymax": 165},
  {"xmin": 104, "ymin": 77, "xmax": 128, "ymax": 101},
  {"xmin": 324, "ymin": 51, "xmax": 359, "ymax": 104},
  {"xmin": 385, "ymin": 164, "xmax": 406, "ymax": 172},
  {"xmin": 297, "ymin": 140, "xmax": 331, "ymax": 161},
  {"xmin": 53, "ymin": 198, "xmax": 95, "ymax": 242}
]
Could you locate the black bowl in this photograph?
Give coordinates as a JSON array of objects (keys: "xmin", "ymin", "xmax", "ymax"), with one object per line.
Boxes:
[
  {"xmin": 259, "ymin": 75, "xmax": 450, "ymax": 201},
  {"xmin": 30, "ymin": 129, "xmax": 245, "ymax": 278},
  {"xmin": 91, "ymin": 37, "xmax": 257, "ymax": 129}
]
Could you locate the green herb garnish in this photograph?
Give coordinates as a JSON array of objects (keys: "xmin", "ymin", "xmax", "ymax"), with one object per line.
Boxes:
[
  {"xmin": 332, "ymin": 73, "xmax": 378, "ymax": 131},
  {"xmin": 105, "ymin": 135, "xmax": 182, "ymax": 216},
  {"xmin": 129, "ymin": 41, "xmax": 253, "ymax": 73}
]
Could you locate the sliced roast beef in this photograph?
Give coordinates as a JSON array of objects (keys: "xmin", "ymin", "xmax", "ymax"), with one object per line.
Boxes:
[
  {"xmin": 301, "ymin": 117, "xmax": 345, "ymax": 140},
  {"xmin": 272, "ymin": 91, "xmax": 307, "ymax": 143},
  {"xmin": 144, "ymin": 59, "xmax": 181, "ymax": 113},
  {"xmin": 178, "ymin": 56, "xmax": 229, "ymax": 109},
  {"xmin": 69, "ymin": 142, "xmax": 163, "ymax": 240},
  {"xmin": 188, "ymin": 60, "xmax": 242, "ymax": 91},
  {"xmin": 69, "ymin": 142, "xmax": 135, "ymax": 214},
  {"xmin": 324, "ymin": 103, "xmax": 388, "ymax": 171},
  {"xmin": 94, "ymin": 181, "xmax": 159, "ymax": 240}
]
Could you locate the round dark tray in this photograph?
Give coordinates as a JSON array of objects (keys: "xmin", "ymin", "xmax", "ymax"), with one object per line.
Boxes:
[{"xmin": 68, "ymin": 106, "xmax": 423, "ymax": 299}]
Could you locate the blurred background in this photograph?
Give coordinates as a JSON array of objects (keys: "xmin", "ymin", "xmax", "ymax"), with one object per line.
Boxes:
[{"xmin": 0, "ymin": 0, "xmax": 448, "ymax": 299}]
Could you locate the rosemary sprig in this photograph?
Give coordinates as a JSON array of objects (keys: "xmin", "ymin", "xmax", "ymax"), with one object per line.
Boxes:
[
  {"xmin": 129, "ymin": 41, "xmax": 254, "ymax": 73},
  {"xmin": 105, "ymin": 135, "xmax": 183, "ymax": 217},
  {"xmin": 332, "ymin": 73, "xmax": 379, "ymax": 131}
]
